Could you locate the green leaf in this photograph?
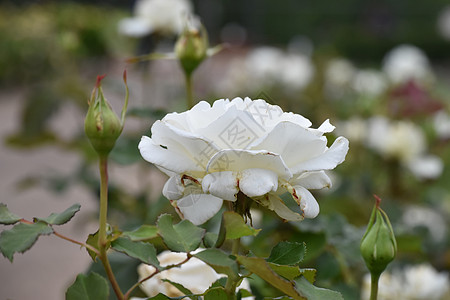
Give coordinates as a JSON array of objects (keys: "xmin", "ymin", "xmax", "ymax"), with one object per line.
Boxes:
[
  {"xmin": 203, "ymin": 232, "xmax": 218, "ymax": 248},
  {"xmin": 204, "ymin": 287, "xmax": 228, "ymax": 300},
  {"xmin": 194, "ymin": 248, "xmax": 238, "ymax": 276},
  {"xmin": 66, "ymin": 272, "xmax": 109, "ymax": 300},
  {"xmin": 162, "ymin": 279, "xmax": 198, "ymax": 299},
  {"xmin": 35, "ymin": 203, "xmax": 81, "ymax": 225},
  {"xmin": 86, "ymin": 231, "xmax": 100, "ymax": 261},
  {"xmin": 111, "ymin": 237, "xmax": 160, "ymax": 269},
  {"xmin": 0, "ymin": 221, "xmax": 53, "ymax": 262},
  {"xmin": 295, "ymin": 277, "xmax": 343, "ymax": 300},
  {"xmin": 237, "ymin": 256, "xmax": 305, "ymax": 300},
  {"xmin": 299, "ymin": 268, "xmax": 316, "ymax": 284},
  {"xmin": 268, "ymin": 263, "xmax": 301, "ymax": 280},
  {"xmin": 224, "ymin": 212, "xmax": 260, "ymax": 239},
  {"xmin": 122, "ymin": 225, "xmax": 159, "ymax": 241},
  {"xmin": 0, "ymin": 203, "xmax": 21, "ymax": 225},
  {"xmin": 267, "ymin": 241, "xmax": 306, "ymax": 265},
  {"xmin": 157, "ymin": 214, "xmax": 205, "ymax": 252}
]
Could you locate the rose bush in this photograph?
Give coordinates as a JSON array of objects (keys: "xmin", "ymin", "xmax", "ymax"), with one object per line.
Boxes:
[{"xmin": 139, "ymin": 97, "xmax": 349, "ymax": 225}]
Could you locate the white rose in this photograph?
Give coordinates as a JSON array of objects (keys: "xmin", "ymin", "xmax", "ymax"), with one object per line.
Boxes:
[
  {"xmin": 135, "ymin": 250, "xmax": 252, "ymax": 298},
  {"xmin": 139, "ymin": 97, "xmax": 349, "ymax": 225},
  {"xmin": 382, "ymin": 44, "xmax": 433, "ymax": 85},
  {"xmin": 118, "ymin": 0, "xmax": 192, "ymax": 37}
]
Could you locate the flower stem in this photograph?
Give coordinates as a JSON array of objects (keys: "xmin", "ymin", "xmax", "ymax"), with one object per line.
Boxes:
[
  {"xmin": 224, "ymin": 238, "xmax": 241, "ymax": 300},
  {"xmin": 98, "ymin": 155, "xmax": 124, "ymax": 300},
  {"xmin": 370, "ymin": 272, "xmax": 380, "ymax": 300},
  {"xmin": 184, "ymin": 72, "xmax": 194, "ymax": 109}
]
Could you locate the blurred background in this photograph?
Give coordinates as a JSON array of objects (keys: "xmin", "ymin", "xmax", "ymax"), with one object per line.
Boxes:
[{"xmin": 0, "ymin": 0, "xmax": 449, "ymax": 299}]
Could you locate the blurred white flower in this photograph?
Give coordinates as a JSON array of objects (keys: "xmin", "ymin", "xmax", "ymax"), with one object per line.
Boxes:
[
  {"xmin": 437, "ymin": 5, "xmax": 450, "ymax": 40},
  {"xmin": 382, "ymin": 44, "xmax": 433, "ymax": 85},
  {"xmin": 361, "ymin": 272, "xmax": 403, "ymax": 300},
  {"xmin": 335, "ymin": 117, "xmax": 367, "ymax": 144},
  {"xmin": 246, "ymin": 47, "xmax": 314, "ymax": 92},
  {"xmin": 433, "ymin": 110, "xmax": 450, "ymax": 139},
  {"xmin": 352, "ymin": 69, "xmax": 387, "ymax": 97},
  {"xmin": 139, "ymin": 98, "xmax": 349, "ymax": 225},
  {"xmin": 118, "ymin": 0, "xmax": 192, "ymax": 37},
  {"xmin": 135, "ymin": 250, "xmax": 252, "ymax": 299},
  {"xmin": 402, "ymin": 205, "xmax": 447, "ymax": 242},
  {"xmin": 362, "ymin": 264, "xmax": 450, "ymax": 300},
  {"xmin": 218, "ymin": 47, "xmax": 314, "ymax": 96},
  {"xmin": 366, "ymin": 116, "xmax": 443, "ymax": 179},
  {"xmin": 324, "ymin": 58, "xmax": 356, "ymax": 98}
]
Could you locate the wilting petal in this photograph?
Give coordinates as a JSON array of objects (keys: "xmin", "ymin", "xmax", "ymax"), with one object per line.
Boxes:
[
  {"xmin": 162, "ymin": 175, "xmax": 184, "ymax": 200},
  {"xmin": 202, "ymin": 171, "xmax": 239, "ymax": 201},
  {"xmin": 257, "ymin": 194, "xmax": 304, "ymax": 221},
  {"xmin": 250, "ymin": 121, "xmax": 327, "ymax": 167},
  {"xmin": 206, "ymin": 149, "xmax": 292, "ymax": 180},
  {"xmin": 290, "ymin": 171, "xmax": 332, "ymax": 190},
  {"xmin": 176, "ymin": 193, "xmax": 223, "ymax": 225},
  {"xmin": 290, "ymin": 137, "xmax": 349, "ymax": 175},
  {"xmin": 239, "ymin": 168, "xmax": 278, "ymax": 197},
  {"xmin": 292, "ymin": 185, "xmax": 320, "ymax": 218}
]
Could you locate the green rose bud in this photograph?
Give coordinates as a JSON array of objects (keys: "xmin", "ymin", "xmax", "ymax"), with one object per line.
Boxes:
[
  {"xmin": 175, "ymin": 18, "xmax": 208, "ymax": 76},
  {"xmin": 360, "ymin": 195, "xmax": 397, "ymax": 276},
  {"xmin": 84, "ymin": 72, "xmax": 129, "ymax": 157}
]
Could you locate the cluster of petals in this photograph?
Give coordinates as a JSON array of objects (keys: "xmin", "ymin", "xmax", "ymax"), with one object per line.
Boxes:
[{"xmin": 139, "ymin": 97, "xmax": 349, "ymax": 225}]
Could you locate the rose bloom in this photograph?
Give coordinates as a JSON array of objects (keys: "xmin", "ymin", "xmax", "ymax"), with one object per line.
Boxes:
[
  {"xmin": 118, "ymin": 0, "xmax": 192, "ymax": 37},
  {"xmin": 131, "ymin": 250, "xmax": 252, "ymax": 299},
  {"xmin": 139, "ymin": 98, "xmax": 349, "ymax": 225}
]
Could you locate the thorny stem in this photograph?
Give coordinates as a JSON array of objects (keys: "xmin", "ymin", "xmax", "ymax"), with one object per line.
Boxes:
[
  {"xmin": 53, "ymin": 231, "xmax": 100, "ymax": 256},
  {"xmin": 370, "ymin": 272, "xmax": 380, "ymax": 300},
  {"xmin": 98, "ymin": 156, "xmax": 124, "ymax": 300},
  {"xmin": 19, "ymin": 219, "xmax": 100, "ymax": 256},
  {"xmin": 123, "ymin": 254, "xmax": 192, "ymax": 299},
  {"xmin": 184, "ymin": 72, "xmax": 194, "ymax": 109}
]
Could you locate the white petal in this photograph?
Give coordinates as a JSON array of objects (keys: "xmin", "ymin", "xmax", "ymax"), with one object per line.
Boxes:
[
  {"xmin": 250, "ymin": 121, "xmax": 328, "ymax": 167},
  {"xmin": 195, "ymin": 105, "xmax": 267, "ymax": 150},
  {"xmin": 239, "ymin": 168, "xmax": 278, "ymax": 197},
  {"xmin": 292, "ymin": 186, "xmax": 320, "ymax": 218},
  {"xmin": 162, "ymin": 175, "xmax": 184, "ymax": 200},
  {"xmin": 257, "ymin": 194, "xmax": 304, "ymax": 221},
  {"xmin": 139, "ymin": 136, "xmax": 202, "ymax": 174},
  {"xmin": 317, "ymin": 119, "xmax": 336, "ymax": 133},
  {"xmin": 290, "ymin": 171, "xmax": 332, "ymax": 190},
  {"xmin": 176, "ymin": 193, "xmax": 223, "ymax": 225},
  {"xmin": 139, "ymin": 120, "xmax": 219, "ymax": 174},
  {"xmin": 206, "ymin": 149, "xmax": 292, "ymax": 180},
  {"xmin": 290, "ymin": 137, "xmax": 349, "ymax": 175},
  {"xmin": 202, "ymin": 171, "xmax": 239, "ymax": 201}
]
